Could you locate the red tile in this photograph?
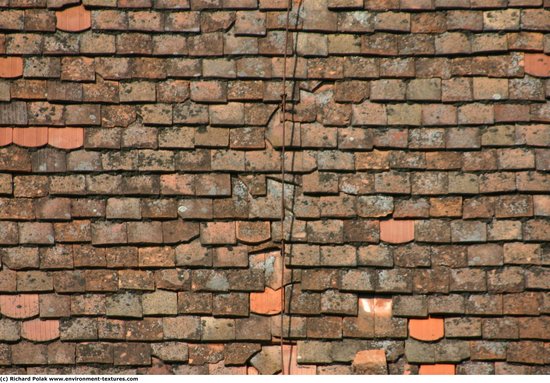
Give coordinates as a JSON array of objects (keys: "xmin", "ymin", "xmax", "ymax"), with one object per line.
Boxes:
[
  {"xmin": 0, "ymin": 294, "xmax": 39, "ymax": 319},
  {"xmin": 13, "ymin": 127, "xmax": 48, "ymax": 147},
  {"xmin": 380, "ymin": 219, "xmax": 415, "ymax": 243},
  {"xmin": 0, "ymin": 128, "xmax": 13, "ymax": 146},
  {"xmin": 250, "ymin": 287, "xmax": 282, "ymax": 315},
  {"xmin": 56, "ymin": 5, "xmax": 91, "ymax": 32},
  {"xmin": 48, "ymin": 127, "xmax": 84, "ymax": 149},
  {"xmin": 419, "ymin": 364, "xmax": 455, "ymax": 375},
  {"xmin": 409, "ymin": 317, "xmax": 444, "ymax": 341},
  {"xmin": 0, "ymin": 57, "xmax": 24, "ymax": 78},
  {"xmin": 21, "ymin": 319, "xmax": 60, "ymax": 342},
  {"xmin": 524, "ymin": 53, "xmax": 550, "ymax": 78}
]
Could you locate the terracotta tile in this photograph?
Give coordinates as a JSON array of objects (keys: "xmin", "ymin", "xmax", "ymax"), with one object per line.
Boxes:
[
  {"xmin": 247, "ymin": 366, "xmax": 259, "ymax": 375},
  {"xmin": 380, "ymin": 219, "xmax": 415, "ymax": 243},
  {"xmin": 409, "ymin": 317, "xmax": 444, "ymax": 341},
  {"xmin": 524, "ymin": 53, "xmax": 550, "ymax": 78},
  {"xmin": 21, "ymin": 319, "xmax": 60, "ymax": 342},
  {"xmin": 358, "ymin": 298, "xmax": 392, "ymax": 318},
  {"xmin": 359, "ymin": 298, "xmax": 375, "ymax": 315},
  {"xmin": 13, "ymin": 127, "xmax": 49, "ymax": 147},
  {"xmin": 48, "ymin": 127, "xmax": 84, "ymax": 149},
  {"xmin": 250, "ymin": 287, "xmax": 282, "ymax": 315},
  {"xmin": 0, "ymin": 128, "xmax": 13, "ymax": 146},
  {"xmin": 349, "ymin": 298, "xmax": 376, "ymax": 338},
  {"xmin": 232, "ymin": 366, "xmax": 249, "ymax": 375},
  {"xmin": 282, "ymin": 345, "xmax": 316, "ymax": 375},
  {"xmin": 419, "ymin": 364, "xmax": 455, "ymax": 375},
  {"xmin": 374, "ymin": 298, "xmax": 393, "ymax": 318},
  {"xmin": 236, "ymin": 221, "xmax": 271, "ymax": 244},
  {"xmin": 0, "ymin": 57, "xmax": 24, "ymax": 78},
  {"xmin": 56, "ymin": 5, "xmax": 91, "ymax": 32},
  {"xmin": 0, "ymin": 294, "xmax": 39, "ymax": 319},
  {"xmin": 352, "ymin": 349, "xmax": 388, "ymax": 374}
]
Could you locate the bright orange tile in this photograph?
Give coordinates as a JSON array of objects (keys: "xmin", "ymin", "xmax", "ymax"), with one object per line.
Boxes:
[
  {"xmin": 13, "ymin": 127, "xmax": 48, "ymax": 147},
  {"xmin": 250, "ymin": 287, "xmax": 282, "ymax": 315},
  {"xmin": 0, "ymin": 294, "xmax": 39, "ymax": 319},
  {"xmin": 56, "ymin": 5, "xmax": 91, "ymax": 32},
  {"xmin": 48, "ymin": 127, "xmax": 84, "ymax": 149},
  {"xmin": 380, "ymin": 219, "xmax": 415, "ymax": 243},
  {"xmin": 0, "ymin": 57, "xmax": 23, "ymax": 78},
  {"xmin": 21, "ymin": 319, "xmax": 60, "ymax": 342},
  {"xmin": 0, "ymin": 128, "xmax": 13, "ymax": 146},
  {"xmin": 419, "ymin": 364, "xmax": 455, "ymax": 375},
  {"xmin": 409, "ymin": 317, "xmax": 444, "ymax": 341},
  {"xmin": 524, "ymin": 53, "xmax": 550, "ymax": 78}
]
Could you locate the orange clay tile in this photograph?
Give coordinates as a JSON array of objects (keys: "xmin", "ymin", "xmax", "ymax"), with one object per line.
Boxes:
[
  {"xmin": 234, "ymin": 366, "xmax": 248, "ymax": 375},
  {"xmin": 380, "ymin": 219, "xmax": 415, "ymax": 244},
  {"xmin": 0, "ymin": 294, "xmax": 40, "ymax": 319},
  {"xmin": 359, "ymin": 297, "xmax": 375, "ymax": 316},
  {"xmin": 56, "ymin": 4, "xmax": 91, "ymax": 32},
  {"xmin": 352, "ymin": 349, "xmax": 388, "ymax": 374},
  {"xmin": 247, "ymin": 366, "xmax": 259, "ymax": 375},
  {"xmin": 48, "ymin": 127, "xmax": 84, "ymax": 149},
  {"xmin": 374, "ymin": 298, "xmax": 392, "ymax": 317},
  {"xmin": 419, "ymin": 364, "xmax": 456, "ymax": 375},
  {"xmin": 13, "ymin": 127, "xmax": 49, "ymax": 147},
  {"xmin": 0, "ymin": 128, "xmax": 13, "ymax": 146},
  {"xmin": 409, "ymin": 317, "xmax": 444, "ymax": 341},
  {"xmin": 524, "ymin": 54, "xmax": 550, "ymax": 78},
  {"xmin": 282, "ymin": 345, "xmax": 316, "ymax": 375},
  {"xmin": 21, "ymin": 319, "xmax": 60, "ymax": 342},
  {"xmin": 0, "ymin": 57, "xmax": 24, "ymax": 78},
  {"xmin": 250, "ymin": 287, "xmax": 282, "ymax": 315},
  {"xmin": 358, "ymin": 297, "xmax": 392, "ymax": 318}
]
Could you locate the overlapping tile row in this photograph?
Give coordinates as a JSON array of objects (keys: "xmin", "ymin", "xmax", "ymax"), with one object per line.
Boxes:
[{"xmin": 0, "ymin": 0, "xmax": 549, "ymax": 375}]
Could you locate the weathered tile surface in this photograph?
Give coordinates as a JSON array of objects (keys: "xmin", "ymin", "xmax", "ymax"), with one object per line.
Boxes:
[{"xmin": 0, "ymin": 0, "xmax": 548, "ymax": 375}]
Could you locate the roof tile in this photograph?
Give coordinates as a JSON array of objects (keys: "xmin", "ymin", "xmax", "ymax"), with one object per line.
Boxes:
[
  {"xmin": 21, "ymin": 319, "xmax": 60, "ymax": 342},
  {"xmin": 0, "ymin": 128, "xmax": 13, "ymax": 146},
  {"xmin": 419, "ymin": 364, "xmax": 455, "ymax": 375},
  {"xmin": 13, "ymin": 127, "xmax": 48, "ymax": 147},
  {"xmin": 0, "ymin": 57, "xmax": 24, "ymax": 78},
  {"xmin": 48, "ymin": 127, "xmax": 84, "ymax": 149},
  {"xmin": 0, "ymin": 294, "xmax": 39, "ymax": 319},
  {"xmin": 56, "ymin": 5, "xmax": 91, "ymax": 32},
  {"xmin": 409, "ymin": 317, "xmax": 445, "ymax": 341}
]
